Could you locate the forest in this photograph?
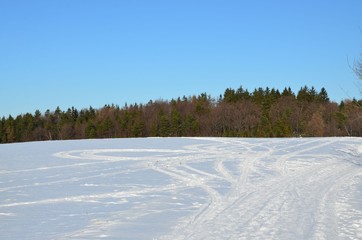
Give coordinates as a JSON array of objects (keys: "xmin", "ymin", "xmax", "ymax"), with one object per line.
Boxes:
[{"xmin": 1, "ymin": 85, "xmax": 362, "ymax": 143}]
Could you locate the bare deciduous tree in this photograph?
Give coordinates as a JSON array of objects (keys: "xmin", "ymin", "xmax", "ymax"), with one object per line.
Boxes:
[
  {"xmin": 307, "ymin": 111, "xmax": 325, "ymax": 137},
  {"xmin": 354, "ymin": 53, "xmax": 362, "ymax": 80}
]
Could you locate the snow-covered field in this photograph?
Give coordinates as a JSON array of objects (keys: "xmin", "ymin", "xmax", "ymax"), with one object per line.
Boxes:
[{"xmin": 1, "ymin": 137, "xmax": 362, "ymax": 240}]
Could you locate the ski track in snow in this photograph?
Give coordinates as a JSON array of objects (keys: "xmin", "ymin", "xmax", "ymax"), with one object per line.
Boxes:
[{"xmin": 0, "ymin": 137, "xmax": 361, "ymax": 240}]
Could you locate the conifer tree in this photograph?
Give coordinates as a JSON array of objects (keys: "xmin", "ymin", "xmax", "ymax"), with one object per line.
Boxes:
[
  {"xmin": 0, "ymin": 117, "xmax": 5, "ymax": 143},
  {"xmin": 317, "ymin": 88, "xmax": 329, "ymax": 103},
  {"xmin": 4, "ymin": 115, "xmax": 15, "ymax": 143}
]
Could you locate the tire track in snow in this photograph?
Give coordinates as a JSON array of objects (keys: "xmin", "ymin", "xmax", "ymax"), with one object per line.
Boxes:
[
  {"xmin": 160, "ymin": 139, "xmax": 274, "ymax": 239},
  {"xmin": 161, "ymin": 138, "xmax": 362, "ymax": 240},
  {"xmin": 274, "ymin": 138, "xmax": 337, "ymax": 176}
]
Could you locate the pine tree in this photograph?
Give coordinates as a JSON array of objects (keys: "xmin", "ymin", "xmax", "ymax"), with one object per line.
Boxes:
[
  {"xmin": 170, "ymin": 109, "xmax": 183, "ymax": 136},
  {"xmin": 85, "ymin": 122, "xmax": 97, "ymax": 138},
  {"xmin": 0, "ymin": 117, "xmax": 5, "ymax": 143},
  {"xmin": 159, "ymin": 115, "xmax": 170, "ymax": 137},
  {"xmin": 317, "ymin": 87, "xmax": 329, "ymax": 103},
  {"xmin": 4, "ymin": 115, "xmax": 15, "ymax": 143}
]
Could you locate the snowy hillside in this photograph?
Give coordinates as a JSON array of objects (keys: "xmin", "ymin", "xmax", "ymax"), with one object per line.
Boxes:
[{"xmin": 1, "ymin": 137, "xmax": 361, "ymax": 239}]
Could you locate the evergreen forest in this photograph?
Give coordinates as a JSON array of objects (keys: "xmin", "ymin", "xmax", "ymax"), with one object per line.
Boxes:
[{"xmin": 1, "ymin": 85, "xmax": 362, "ymax": 144}]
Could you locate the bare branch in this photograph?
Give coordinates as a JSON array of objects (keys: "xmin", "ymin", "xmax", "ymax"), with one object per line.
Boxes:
[{"xmin": 354, "ymin": 57, "xmax": 362, "ymax": 80}]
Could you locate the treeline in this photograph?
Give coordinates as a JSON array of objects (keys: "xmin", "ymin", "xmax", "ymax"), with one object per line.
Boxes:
[{"xmin": 1, "ymin": 86, "xmax": 362, "ymax": 143}]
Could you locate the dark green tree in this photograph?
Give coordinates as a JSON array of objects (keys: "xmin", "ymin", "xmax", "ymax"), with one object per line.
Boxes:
[
  {"xmin": 85, "ymin": 122, "xmax": 97, "ymax": 138},
  {"xmin": 159, "ymin": 114, "xmax": 170, "ymax": 137},
  {"xmin": 4, "ymin": 115, "xmax": 15, "ymax": 143},
  {"xmin": 0, "ymin": 117, "xmax": 5, "ymax": 143},
  {"xmin": 170, "ymin": 109, "xmax": 183, "ymax": 136},
  {"xmin": 317, "ymin": 87, "xmax": 329, "ymax": 103}
]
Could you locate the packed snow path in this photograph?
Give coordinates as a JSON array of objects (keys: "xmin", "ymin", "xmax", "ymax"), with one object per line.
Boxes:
[{"xmin": 0, "ymin": 138, "xmax": 361, "ymax": 239}]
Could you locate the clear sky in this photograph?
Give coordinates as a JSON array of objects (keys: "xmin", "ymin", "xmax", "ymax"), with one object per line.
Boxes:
[{"xmin": 1, "ymin": 0, "xmax": 361, "ymax": 117}]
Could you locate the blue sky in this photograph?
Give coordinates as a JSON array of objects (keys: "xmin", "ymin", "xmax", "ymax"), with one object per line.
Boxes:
[{"xmin": 1, "ymin": 0, "xmax": 361, "ymax": 117}]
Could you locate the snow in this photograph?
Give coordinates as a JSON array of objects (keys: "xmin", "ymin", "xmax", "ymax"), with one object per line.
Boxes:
[{"xmin": 0, "ymin": 137, "xmax": 361, "ymax": 239}]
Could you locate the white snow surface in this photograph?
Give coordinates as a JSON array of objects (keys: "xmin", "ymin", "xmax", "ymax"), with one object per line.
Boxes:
[{"xmin": 1, "ymin": 137, "xmax": 362, "ymax": 240}]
